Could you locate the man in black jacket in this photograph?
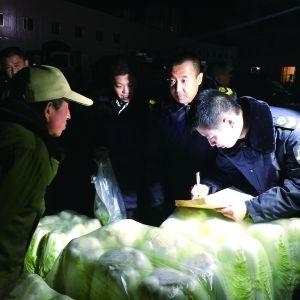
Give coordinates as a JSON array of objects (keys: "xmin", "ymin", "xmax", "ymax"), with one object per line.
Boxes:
[
  {"xmin": 93, "ymin": 56, "xmax": 146, "ymax": 220},
  {"xmin": 190, "ymin": 89, "xmax": 300, "ymax": 223},
  {"xmin": 146, "ymin": 53, "xmax": 217, "ymax": 222}
]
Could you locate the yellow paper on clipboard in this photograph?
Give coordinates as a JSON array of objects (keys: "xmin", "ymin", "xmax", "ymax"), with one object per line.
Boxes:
[{"xmin": 175, "ymin": 187, "xmax": 253, "ymax": 209}]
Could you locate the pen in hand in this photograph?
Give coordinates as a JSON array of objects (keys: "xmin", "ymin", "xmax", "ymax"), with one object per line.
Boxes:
[
  {"xmin": 193, "ymin": 171, "xmax": 201, "ymax": 199},
  {"xmin": 191, "ymin": 171, "xmax": 209, "ymax": 199},
  {"xmin": 196, "ymin": 171, "xmax": 200, "ymax": 185}
]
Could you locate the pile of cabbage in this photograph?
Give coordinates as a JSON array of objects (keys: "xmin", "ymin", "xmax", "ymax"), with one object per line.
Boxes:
[
  {"xmin": 24, "ymin": 210, "xmax": 101, "ymax": 278},
  {"xmin": 14, "ymin": 208, "xmax": 300, "ymax": 299},
  {"xmin": 5, "ymin": 273, "xmax": 73, "ymax": 300}
]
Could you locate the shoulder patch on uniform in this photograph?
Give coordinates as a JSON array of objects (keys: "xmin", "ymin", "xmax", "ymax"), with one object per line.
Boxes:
[
  {"xmin": 273, "ymin": 115, "xmax": 298, "ymax": 129},
  {"xmin": 293, "ymin": 144, "xmax": 300, "ymax": 164},
  {"xmin": 218, "ymin": 86, "xmax": 233, "ymax": 95}
]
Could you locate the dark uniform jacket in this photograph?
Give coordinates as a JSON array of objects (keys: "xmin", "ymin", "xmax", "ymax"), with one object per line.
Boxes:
[
  {"xmin": 204, "ymin": 96, "xmax": 300, "ymax": 223},
  {"xmin": 0, "ymin": 100, "xmax": 61, "ymax": 296},
  {"xmin": 93, "ymin": 94, "xmax": 145, "ymax": 210},
  {"xmin": 147, "ymin": 95, "xmax": 217, "ymax": 212}
]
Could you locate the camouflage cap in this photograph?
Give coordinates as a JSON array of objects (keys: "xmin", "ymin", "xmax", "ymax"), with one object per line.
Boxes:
[{"xmin": 24, "ymin": 65, "xmax": 93, "ymax": 106}]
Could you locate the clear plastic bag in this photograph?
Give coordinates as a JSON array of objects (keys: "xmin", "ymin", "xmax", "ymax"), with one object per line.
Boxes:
[{"xmin": 91, "ymin": 148, "xmax": 126, "ymax": 225}]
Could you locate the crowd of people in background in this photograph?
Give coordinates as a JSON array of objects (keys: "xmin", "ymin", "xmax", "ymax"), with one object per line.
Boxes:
[
  {"xmin": 1, "ymin": 45, "xmax": 300, "ymax": 297},
  {"xmin": 1, "ymin": 46, "xmax": 300, "ymax": 224}
]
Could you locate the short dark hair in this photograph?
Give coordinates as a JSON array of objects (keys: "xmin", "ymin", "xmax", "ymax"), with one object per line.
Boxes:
[
  {"xmin": 190, "ymin": 89, "xmax": 240, "ymax": 129},
  {"xmin": 110, "ymin": 55, "xmax": 133, "ymax": 78},
  {"xmin": 0, "ymin": 46, "xmax": 27, "ymax": 62},
  {"xmin": 166, "ymin": 52, "xmax": 202, "ymax": 75}
]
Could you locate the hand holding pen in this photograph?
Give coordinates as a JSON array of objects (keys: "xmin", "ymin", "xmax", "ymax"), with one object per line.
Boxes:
[{"xmin": 191, "ymin": 171, "xmax": 209, "ymax": 199}]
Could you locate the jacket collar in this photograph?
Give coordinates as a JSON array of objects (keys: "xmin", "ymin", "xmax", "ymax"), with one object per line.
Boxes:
[
  {"xmin": 0, "ymin": 99, "xmax": 64, "ymax": 161},
  {"xmin": 239, "ymin": 96, "xmax": 275, "ymax": 153},
  {"xmin": 163, "ymin": 90, "xmax": 201, "ymax": 114}
]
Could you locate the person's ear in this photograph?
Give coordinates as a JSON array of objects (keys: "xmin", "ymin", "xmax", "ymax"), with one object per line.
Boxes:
[
  {"xmin": 197, "ymin": 72, "xmax": 203, "ymax": 86},
  {"xmin": 44, "ymin": 102, "xmax": 54, "ymax": 122},
  {"xmin": 25, "ymin": 59, "xmax": 29, "ymax": 67}
]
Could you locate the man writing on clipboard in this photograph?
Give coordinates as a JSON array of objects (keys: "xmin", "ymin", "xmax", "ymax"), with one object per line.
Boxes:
[{"xmin": 189, "ymin": 89, "xmax": 300, "ymax": 223}]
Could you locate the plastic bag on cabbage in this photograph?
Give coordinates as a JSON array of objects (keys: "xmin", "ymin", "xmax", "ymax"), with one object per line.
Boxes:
[
  {"xmin": 275, "ymin": 218, "xmax": 300, "ymax": 286},
  {"xmin": 5, "ymin": 273, "xmax": 73, "ymax": 300},
  {"xmin": 247, "ymin": 222, "xmax": 294, "ymax": 299},
  {"xmin": 90, "ymin": 247, "xmax": 153, "ymax": 300},
  {"xmin": 136, "ymin": 267, "xmax": 210, "ymax": 300},
  {"xmin": 45, "ymin": 211, "xmax": 300, "ymax": 300},
  {"xmin": 25, "ymin": 210, "xmax": 101, "ymax": 278},
  {"xmin": 161, "ymin": 208, "xmax": 273, "ymax": 300},
  {"xmin": 46, "ymin": 219, "xmax": 150, "ymax": 300}
]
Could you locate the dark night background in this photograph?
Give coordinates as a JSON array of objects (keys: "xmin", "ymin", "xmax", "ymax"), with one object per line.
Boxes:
[
  {"xmin": 66, "ymin": 0, "xmax": 300, "ymax": 48},
  {"xmin": 61, "ymin": 0, "xmax": 300, "ymax": 97},
  {"xmin": 65, "ymin": 0, "xmax": 300, "ymax": 96}
]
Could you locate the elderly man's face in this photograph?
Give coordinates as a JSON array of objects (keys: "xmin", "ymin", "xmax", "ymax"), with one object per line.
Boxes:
[
  {"xmin": 45, "ymin": 100, "xmax": 71, "ymax": 137},
  {"xmin": 2, "ymin": 54, "xmax": 29, "ymax": 78},
  {"xmin": 169, "ymin": 60, "xmax": 203, "ymax": 105}
]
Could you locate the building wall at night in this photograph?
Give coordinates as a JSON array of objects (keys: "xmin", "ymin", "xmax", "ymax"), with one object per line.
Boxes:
[{"xmin": 0, "ymin": 0, "xmax": 236, "ymax": 66}]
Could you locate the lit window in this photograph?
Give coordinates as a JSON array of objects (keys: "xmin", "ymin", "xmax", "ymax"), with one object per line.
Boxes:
[
  {"xmin": 51, "ymin": 23, "xmax": 61, "ymax": 35},
  {"xmin": 113, "ymin": 33, "xmax": 120, "ymax": 44},
  {"xmin": 24, "ymin": 17, "xmax": 34, "ymax": 31},
  {"xmin": 281, "ymin": 66, "xmax": 296, "ymax": 85},
  {"xmin": 0, "ymin": 13, "xmax": 3, "ymax": 27},
  {"xmin": 75, "ymin": 26, "xmax": 83, "ymax": 38}
]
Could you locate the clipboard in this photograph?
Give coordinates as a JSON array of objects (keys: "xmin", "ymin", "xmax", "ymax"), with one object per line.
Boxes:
[
  {"xmin": 175, "ymin": 187, "xmax": 253, "ymax": 209},
  {"xmin": 175, "ymin": 198, "xmax": 227, "ymax": 209}
]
